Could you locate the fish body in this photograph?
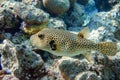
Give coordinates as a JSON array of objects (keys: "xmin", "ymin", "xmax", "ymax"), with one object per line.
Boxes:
[{"xmin": 30, "ymin": 28, "xmax": 118, "ymax": 59}]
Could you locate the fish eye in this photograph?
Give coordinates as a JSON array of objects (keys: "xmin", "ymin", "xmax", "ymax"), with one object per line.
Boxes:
[{"xmin": 38, "ymin": 34, "xmax": 44, "ymax": 39}]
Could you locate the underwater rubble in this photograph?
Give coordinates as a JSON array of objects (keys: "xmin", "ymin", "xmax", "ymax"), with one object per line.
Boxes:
[{"xmin": 0, "ymin": 0, "xmax": 120, "ymax": 80}]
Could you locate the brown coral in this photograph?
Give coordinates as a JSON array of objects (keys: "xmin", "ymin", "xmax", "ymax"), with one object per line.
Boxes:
[{"xmin": 43, "ymin": 0, "xmax": 70, "ymax": 15}]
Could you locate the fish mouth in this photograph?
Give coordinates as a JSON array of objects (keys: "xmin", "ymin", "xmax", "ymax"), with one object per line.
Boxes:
[
  {"xmin": 30, "ymin": 35, "xmax": 38, "ymax": 47},
  {"xmin": 30, "ymin": 34, "xmax": 48, "ymax": 49}
]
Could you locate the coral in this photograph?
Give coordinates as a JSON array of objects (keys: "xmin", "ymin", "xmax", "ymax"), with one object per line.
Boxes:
[
  {"xmin": 20, "ymin": 21, "xmax": 47, "ymax": 35},
  {"xmin": 47, "ymin": 18, "xmax": 66, "ymax": 30},
  {"xmin": 1, "ymin": 1, "xmax": 49, "ymax": 32},
  {"xmin": 63, "ymin": 3, "xmax": 86, "ymax": 31},
  {"xmin": 0, "ymin": 0, "xmax": 120, "ymax": 80},
  {"xmin": 1, "ymin": 39, "xmax": 19, "ymax": 73},
  {"xmin": 58, "ymin": 57, "xmax": 89, "ymax": 80},
  {"xmin": 88, "ymin": 26, "xmax": 115, "ymax": 43},
  {"xmin": 108, "ymin": 3, "xmax": 120, "ymax": 22},
  {"xmin": 0, "ymin": 70, "xmax": 10, "ymax": 79},
  {"xmin": 21, "ymin": 17, "xmax": 67, "ymax": 34},
  {"xmin": 114, "ymin": 29, "xmax": 120, "ymax": 40},
  {"xmin": 0, "ymin": 70, "xmax": 18, "ymax": 80},
  {"xmin": 0, "ymin": 0, "xmax": 7, "ymax": 4},
  {"xmin": 75, "ymin": 71, "xmax": 100, "ymax": 80},
  {"xmin": 1, "ymin": 1, "xmax": 50, "ymax": 34},
  {"xmin": 87, "ymin": 3, "xmax": 120, "ymax": 42},
  {"xmin": 11, "ymin": 32, "xmax": 29, "ymax": 44},
  {"xmin": 43, "ymin": 0, "xmax": 70, "ymax": 15},
  {"xmin": 1, "ymin": 39, "xmax": 47, "ymax": 80},
  {"xmin": 96, "ymin": 52, "xmax": 120, "ymax": 79},
  {"xmin": 0, "ymin": 7, "xmax": 21, "ymax": 33},
  {"xmin": 94, "ymin": 0, "xmax": 119, "ymax": 11},
  {"xmin": 20, "ymin": 17, "xmax": 66, "ymax": 34},
  {"xmin": 57, "ymin": 54, "xmax": 120, "ymax": 80},
  {"xmin": 2, "ymin": 75, "xmax": 19, "ymax": 80},
  {"xmin": 77, "ymin": 0, "xmax": 89, "ymax": 5},
  {"xmin": 69, "ymin": 0, "xmax": 77, "ymax": 9},
  {"xmin": 0, "ymin": 32, "xmax": 5, "ymax": 42},
  {"xmin": 22, "ymin": 0, "xmax": 42, "ymax": 8}
]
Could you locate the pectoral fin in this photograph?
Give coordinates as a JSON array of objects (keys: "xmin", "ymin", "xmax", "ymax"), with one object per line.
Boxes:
[{"xmin": 78, "ymin": 27, "xmax": 90, "ymax": 39}]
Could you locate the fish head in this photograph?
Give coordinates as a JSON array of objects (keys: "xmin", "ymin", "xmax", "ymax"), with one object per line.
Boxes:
[{"xmin": 30, "ymin": 29, "xmax": 58, "ymax": 52}]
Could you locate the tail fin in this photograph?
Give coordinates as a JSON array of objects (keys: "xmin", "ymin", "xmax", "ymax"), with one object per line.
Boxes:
[{"xmin": 96, "ymin": 42, "xmax": 117, "ymax": 56}]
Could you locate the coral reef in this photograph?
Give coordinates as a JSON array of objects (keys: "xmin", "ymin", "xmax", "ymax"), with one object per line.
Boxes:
[
  {"xmin": 88, "ymin": 3, "xmax": 120, "ymax": 42},
  {"xmin": 0, "ymin": 7, "xmax": 21, "ymax": 32},
  {"xmin": 1, "ymin": 1, "xmax": 49, "ymax": 24},
  {"xmin": 47, "ymin": 18, "xmax": 66, "ymax": 30},
  {"xmin": 2, "ymin": 75, "xmax": 19, "ymax": 80},
  {"xmin": 1, "ymin": 1, "xmax": 49, "ymax": 34},
  {"xmin": 1, "ymin": 39, "xmax": 46, "ymax": 80},
  {"xmin": 22, "ymin": 0, "xmax": 42, "ymax": 8},
  {"xmin": 77, "ymin": 0, "xmax": 89, "ymax": 5},
  {"xmin": 0, "ymin": 0, "xmax": 120, "ymax": 80},
  {"xmin": 21, "ymin": 18, "xmax": 66, "ymax": 34},
  {"xmin": 58, "ymin": 57, "xmax": 89, "ymax": 80},
  {"xmin": 94, "ymin": 0, "xmax": 119, "ymax": 11},
  {"xmin": 57, "ymin": 55, "xmax": 120, "ymax": 80},
  {"xmin": 75, "ymin": 71, "xmax": 99, "ymax": 80},
  {"xmin": 114, "ymin": 29, "xmax": 120, "ymax": 40},
  {"xmin": 69, "ymin": 0, "xmax": 77, "ymax": 8},
  {"xmin": 0, "ymin": 70, "xmax": 18, "ymax": 80},
  {"xmin": 63, "ymin": 3, "xmax": 86, "ymax": 31}
]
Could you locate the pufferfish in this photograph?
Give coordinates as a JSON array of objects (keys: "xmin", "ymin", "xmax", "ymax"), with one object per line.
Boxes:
[{"xmin": 30, "ymin": 28, "xmax": 119, "ymax": 62}]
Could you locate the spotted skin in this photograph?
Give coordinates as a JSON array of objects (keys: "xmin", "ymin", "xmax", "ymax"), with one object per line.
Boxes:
[{"xmin": 30, "ymin": 28, "xmax": 118, "ymax": 58}]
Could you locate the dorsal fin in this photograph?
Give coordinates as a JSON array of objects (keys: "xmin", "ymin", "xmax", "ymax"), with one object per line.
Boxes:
[{"xmin": 78, "ymin": 27, "xmax": 90, "ymax": 39}]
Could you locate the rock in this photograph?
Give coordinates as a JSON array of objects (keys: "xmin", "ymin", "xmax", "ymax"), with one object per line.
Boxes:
[
  {"xmin": 96, "ymin": 53, "xmax": 120, "ymax": 80},
  {"xmin": 56, "ymin": 54, "xmax": 120, "ymax": 80},
  {"xmin": 20, "ymin": 17, "xmax": 66, "ymax": 34},
  {"xmin": 114, "ymin": 29, "xmax": 120, "ymax": 40},
  {"xmin": 88, "ymin": 26, "xmax": 115, "ymax": 43},
  {"xmin": 2, "ymin": 75, "xmax": 19, "ymax": 80},
  {"xmin": 75, "ymin": 71, "xmax": 100, "ymax": 80},
  {"xmin": 22, "ymin": 0, "xmax": 42, "ymax": 8},
  {"xmin": 0, "ymin": 32, "xmax": 5, "ymax": 42},
  {"xmin": 77, "ymin": 0, "xmax": 89, "ymax": 5},
  {"xmin": 69, "ymin": 0, "xmax": 77, "ymax": 8},
  {"xmin": 87, "ymin": 4, "xmax": 120, "ymax": 42},
  {"xmin": 1, "ymin": 39, "xmax": 19, "ymax": 74},
  {"xmin": 15, "ymin": 0, "xmax": 22, "ymax": 1},
  {"xmin": 0, "ymin": 7, "xmax": 21, "ymax": 33},
  {"xmin": 0, "ymin": 1, "xmax": 120, "ymax": 80},
  {"xmin": 1, "ymin": 1, "xmax": 49, "ymax": 28},
  {"xmin": 0, "ymin": 0, "xmax": 8, "ymax": 4},
  {"xmin": 0, "ymin": 32, "xmax": 13, "ymax": 43},
  {"xmin": 43, "ymin": 0, "xmax": 70, "ymax": 15},
  {"xmin": 58, "ymin": 57, "xmax": 89, "ymax": 80},
  {"xmin": 1, "ymin": 1, "xmax": 50, "ymax": 34},
  {"xmin": 1, "ymin": 39, "xmax": 47, "ymax": 80},
  {"xmin": 47, "ymin": 18, "xmax": 66, "ymax": 30},
  {"xmin": 63, "ymin": 3, "xmax": 86, "ymax": 31},
  {"xmin": 94, "ymin": 0, "xmax": 119, "ymax": 11},
  {"xmin": 0, "ymin": 70, "xmax": 11, "ymax": 80},
  {"xmin": 85, "ymin": 0, "xmax": 97, "ymax": 13},
  {"xmin": 109, "ymin": 3, "xmax": 120, "ymax": 24},
  {"xmin": 20, "ymin": 21, "xmax": 48, "ymax": 35},
  {"xmin": 108, "ymin": 3, "xmax": 120, "ymax": 41},
  {"xmin": 11, "ymin": 32, "xmax": 29, "ymax": 44}
]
